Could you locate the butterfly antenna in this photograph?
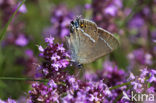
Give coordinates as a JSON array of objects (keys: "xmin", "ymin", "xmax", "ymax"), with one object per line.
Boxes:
[{"xmin": 77, "ymin": 15, "xmax": 82, "ymax": 19}]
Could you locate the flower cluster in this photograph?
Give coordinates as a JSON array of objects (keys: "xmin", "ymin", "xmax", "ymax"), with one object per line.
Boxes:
[
  {"xmin": 128, "ymin": 68, "xmax": 156, "ymax": 93},
  {"xmin": 29, "ymin": 59, "xmax": 156, "ymax": 103},
  {"xmin": 120, "ymin": 68, "xmax": 156, "ymax": 102},
  {"xmin": 43, "ymin": 4, "xmax": 74, "ymax": 40},
  {"xmin": 92, "ymin": 0, "xmax": 122, "ymax": 32},
  {"xmin": 85, "ymin": 61, "xmax": 126, "ymax": 87},
  {"xmin": 28, "ymin": 38, "xmax": 156, "ymax": 102},
  {"xmin": 84, "ymin": 61, "xmax": 127, "ymax": 102},
  {"xmin": 29, "ymin": 81, "xmax": 59, "ymax": 103},
  {"xmin": 128, "ymin": 48, "xmax": 153, "ymax": 67},
  {"xmin": 37, "ymin": 37, "xmax": 70, "ymax": 79},
  {"xmin": 127, "ymin": 0, "xmax": 156, "ymax": 45},
  {"xmin": 125, "ymin": 1, "xmax": 156, "ymax": 65},
  {"xmin": 29, "ymin": 37, "xmax": 113, "ymax": 102},
  {"xmin": 29, "ymin": 76, "xmax": 112, "ymax": 102}
]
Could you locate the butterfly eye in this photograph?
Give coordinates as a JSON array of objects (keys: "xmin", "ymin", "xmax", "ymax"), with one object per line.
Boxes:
[{"xmin": 71, "ymin": 21, "xmax": 74, "ymax": 24}]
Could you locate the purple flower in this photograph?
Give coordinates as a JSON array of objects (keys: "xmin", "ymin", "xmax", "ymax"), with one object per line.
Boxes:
[
  {"xmin": 7, "ymin": 98, "xmax": 17, "ymax": 103},
  {"xmin": 36, "ymin": 37, "xmax": 70, "ymax": 78},
  {"xmin": 0, "ymin": 99, "xmax": 5, "ymax": 103},
  {"xmin": 114, "ymin": 0, "xmax": 122, "ymax": 8},
  {"xmin": 128, "ymin": 68, "xmax": 156, "ymax": 94},
  {"xmin": 48, "ymin": 79, "xmax": 57, "ymax": 88},
  {"xmin": 43, "ymin": 4, "xmax": 74, "ymax": 40},
  {"xmin": 0, "ymin": 98, "xmax": 17, "ymax": 103},
  {"xmin": 51, "ymin": 62, "xmax": 62, "ymax": 71},
  {"xmin": 147, "ymin": 87, "xmax": 155, "ymax": 93},
  {"xmin": 85, "ymin": 4, "xmax": 91, "ymax": 10},
  {"xmin": 19, "ymin": 4, "xmax": 27, "ymax": 13},
  {"xmin": 25, "ymin": 49, "xmax": 33, "ymax": 57},
  {"xmin": 104, "ymin": 5, "xmax": 118, "ymax": 16},
  {"xmin": 128, "ymin": 16, "xmax": 145, "ymax": 29},
  {"xmin": 57, "ymin": 44, "xmax": 65, "ymax": 52},
  {"xmin": 15, "ymin": 34, "xmax": 28, "ymax": 46},
  {"xmin": 148, "ymin": 75, "xmax": 156, "ymax": 83},
  {"xmin": 128, "ymin": 49, "xmax": 152, "ymax": 65},
  {"xmin": 104, "ymin": 87, "xmax": 112, "ymax": 97},
  {"xmin": 60, "ymin": 28, "xmax": 69, "ymax": 39},
  {"xmin": 140, "ymin": 68, "xmax": 149, "ymax": 77},
  {"xmin": 131, "ymin": 81, "xmax": 143, "ymax": 93},
  {"xmin": 92, "ymin": 0, "xmax": 119, "ymax": 32},
  {"xmin": 128, "ymin": 72, "xmax": 135, "ymax": 81},
  {"xmin": 42, "ymin": 68, "xmax": 49, "ymax": 76},
  {"xmin": 51, "ymin": 53, "xmax": 60, "ymax": 61},
  {"xmin": 143, "ymin": 7, "xmax": 150, "ymax": 16},
  {"xmin": 29, "ymin": 82, "xmax": 59, "ymax": 103},
  {"xmin": 45, "ymin": 36, "xmax": 54, "ymax": 44},
  {"xmin": 104, "ymin": 0, "xmax": 122, "ymax": 16},
  {"xmin": 59, "ymin": 59, "xmax": 69, "ymax": 68},
  {"xmin": 124, "ymin": 8, "xmax": 131, "ymax": 16},
  {"xmin": 38, "ymin": 45, "xmax": 44, "ymax": 52}
]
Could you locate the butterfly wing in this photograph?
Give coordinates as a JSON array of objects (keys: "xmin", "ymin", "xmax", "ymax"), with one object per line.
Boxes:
[
  {"xmin": 67, "ymin": 18, "xmax": 119, "ymax": 64},
  {"xmin": 79, "ymin": 19, "xmax": 99, "ymax": 42},
  {"xmin": 66, "ymin": 27, "xmax": 97, "ymax": 63},
  {"xmin": 97, "ymin": 27, "xmax": 119, "ymax": 51},
  {"xmin": 77, "ymin": 27, "xmax": 119, "ymax": 64},
  {"xmin": 66, "ymin": 28, "xmax": 80, "ymax": 62}
]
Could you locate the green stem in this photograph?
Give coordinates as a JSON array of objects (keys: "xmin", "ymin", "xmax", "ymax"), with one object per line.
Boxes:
[
  {"xmin": 0, "ymin": 0, "xmax": 26, "ymax": 41},
  {"xmin": 109, "ymin": 81, "xmax": 131, "ymax": 90},
  {"xmin": 0, "ymin": 77, "xmax": 48, "ymax": 82}
]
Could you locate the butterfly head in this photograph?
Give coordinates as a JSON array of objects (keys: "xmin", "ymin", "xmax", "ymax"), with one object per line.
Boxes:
[
  {"xmin": 70, "ymin": 17, "xmax": 86, "ymax": 33},
  {"xmin": 70, "ymin": 18, "xmax": 79, "ymax": 33},
  {"xmin": 70, "ymin": 18, "xmax": 80, "ymax": 28}
]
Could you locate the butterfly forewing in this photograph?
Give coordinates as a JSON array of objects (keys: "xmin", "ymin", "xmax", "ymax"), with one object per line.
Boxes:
[{"xmin": 79, "ymin": 19, "xmax": 99, "ymax": 43}]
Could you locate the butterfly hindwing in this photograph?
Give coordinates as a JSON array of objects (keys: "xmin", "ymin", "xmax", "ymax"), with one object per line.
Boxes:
[
  {"xmin": 98, "ymin": 27, "xmax": 119, "ymax": 51},
  {"xmin": 77, "ymin": 28, "xmax": 119, "ymax": 64}
]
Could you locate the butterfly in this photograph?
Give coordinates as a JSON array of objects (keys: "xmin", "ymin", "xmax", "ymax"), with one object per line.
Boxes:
[{"xmin": 66, "ymin": 17, "xmax": 119, "ymax": 67}]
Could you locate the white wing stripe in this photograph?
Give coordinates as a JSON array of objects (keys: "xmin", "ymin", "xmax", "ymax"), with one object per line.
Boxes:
[
  {"xmin": 79, "ymin": 29, "xmax": 96, "ymax": 43},
  {"xmin": 99, "ymin": 37, "xmax": 112, "ymax": 50}
]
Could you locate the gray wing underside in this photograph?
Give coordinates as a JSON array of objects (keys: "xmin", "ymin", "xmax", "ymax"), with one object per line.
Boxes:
[
  {"xmin": 66, "ymin": 27, "xmax": 94, "ymax": 63},
  {"xmin": 79, "ymin": 19, "xmax": 99, "ymax": 42},
  {"xmin": 66, "ymin": 27, "xmax": 119, "ymax": 64}
]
